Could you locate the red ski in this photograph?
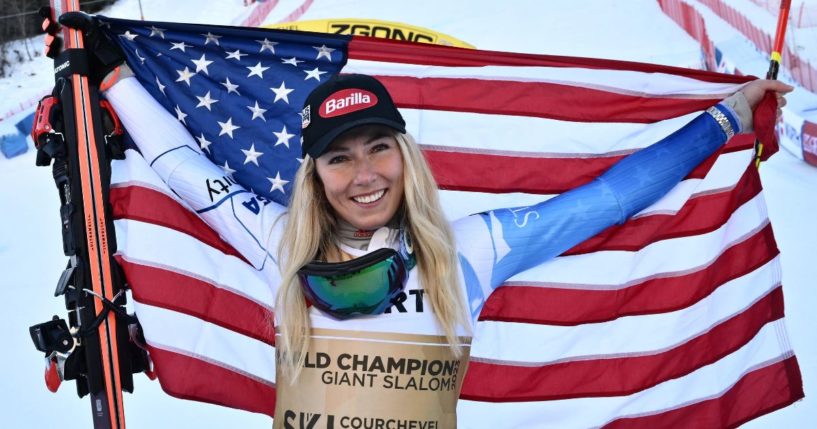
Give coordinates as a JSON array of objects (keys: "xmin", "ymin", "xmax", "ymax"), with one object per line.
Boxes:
[{"xmin": 29, "ymin": 2, "xmax": 148, "ymax": 428}]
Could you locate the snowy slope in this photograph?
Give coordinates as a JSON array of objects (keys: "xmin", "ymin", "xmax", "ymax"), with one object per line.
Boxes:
[{"xmin": 1, "ymin": 1, "xmax": 814, "ymax": 428}]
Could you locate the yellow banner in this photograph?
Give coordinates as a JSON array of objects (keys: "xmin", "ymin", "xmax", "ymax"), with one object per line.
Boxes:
[{"xmin": 264, "ymin": 18, "xmax": 475, "ymax": 49}]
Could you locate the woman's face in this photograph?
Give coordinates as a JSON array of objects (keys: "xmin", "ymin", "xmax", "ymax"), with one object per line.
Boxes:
[{"xmin": 315, "ymin": 126, "xmax": 405, "ymax": 231}]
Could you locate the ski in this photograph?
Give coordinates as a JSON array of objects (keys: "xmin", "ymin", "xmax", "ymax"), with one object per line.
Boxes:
[{"xmin": 28, "ymin": 2, "xmax": 148, "ymax": 428}]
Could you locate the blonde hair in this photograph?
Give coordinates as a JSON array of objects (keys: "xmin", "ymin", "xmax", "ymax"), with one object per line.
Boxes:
[{"xmin": 275, "ymin": 131, "xmax": 469, "ymax": 381}]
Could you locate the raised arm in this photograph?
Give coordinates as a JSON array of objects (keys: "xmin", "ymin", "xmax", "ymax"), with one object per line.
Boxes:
[
  {"xmin": 454, "ymin": 80, "xmax": 792, "ymax": 307},
  {"xmin": 106, "ymin": 75, "xmax": 286, "ymax": 270}
]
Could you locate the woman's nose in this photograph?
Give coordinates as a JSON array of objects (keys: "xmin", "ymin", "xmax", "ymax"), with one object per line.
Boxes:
[{"xmin": 352, "ymin": 158, "xmax": 377, "ymax": 185}]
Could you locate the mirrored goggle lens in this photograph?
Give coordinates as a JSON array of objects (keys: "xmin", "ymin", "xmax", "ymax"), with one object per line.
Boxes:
[{"xmin": 299, "ymin": 255, "xmax": 407, "ymax": 317}]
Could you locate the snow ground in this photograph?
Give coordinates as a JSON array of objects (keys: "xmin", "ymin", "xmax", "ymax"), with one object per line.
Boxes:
[{"xmin": 0, "ymin": 0, "xmax": 814, "ymax": 428}]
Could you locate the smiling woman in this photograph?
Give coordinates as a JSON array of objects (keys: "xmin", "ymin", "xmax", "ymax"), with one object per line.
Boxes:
[{"xmin": 276, "ymin": 75, "xmax": 470, "ymax": 399}]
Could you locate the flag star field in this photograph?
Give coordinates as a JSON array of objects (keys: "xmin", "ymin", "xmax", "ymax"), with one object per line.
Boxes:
[{"xmin": 108, "ymin": 17, "xmax": 348, "ymax": 204}]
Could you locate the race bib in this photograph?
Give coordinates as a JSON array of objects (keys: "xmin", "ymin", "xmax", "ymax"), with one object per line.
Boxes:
[{"xmin": 274, "ymin": 328, "xmax": 471, "ymax": 429}]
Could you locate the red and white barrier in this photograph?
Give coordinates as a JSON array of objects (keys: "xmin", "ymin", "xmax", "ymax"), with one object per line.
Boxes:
[
  {"xmin": 803, "ymin": 120, "xmax": 817, "ymax": 166},
  {"xmin": 657, "ymin": 0, "xmax": 717, "ymax": 70},
  {"xmin": 696, "ymin": 0, "xmax": 817, "ymax": 93},
  {"xmin": 657, "ymin": 0, "xmax": 817, "ymax": 168},
  {"xmin": 237, "ymin": 0, "xmax": 315, "ymax": 28},
  {"xmin": 277, "ymin": 0, "xmax": 314, "ymax": 23},
  {"xmin": 747, "ymin": 0, "xmax": 817, "ymax": 28},
  {"xmin": 0, "ymin": 91, "xmax": 47, "ymax": 124},
  {"xmin": 239, "ymin": 0, "xmax": 280, "ymax": 28}
]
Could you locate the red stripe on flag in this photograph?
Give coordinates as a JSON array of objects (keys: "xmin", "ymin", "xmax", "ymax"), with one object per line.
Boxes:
[
  {"xmin": 379, "ymin": 75, "xmax": 718, "ymax": 123},
  {"xmin": 462, "ymin": 287, "xmax": 786, "ymax": 402},
  {"xmin": 347, "ymin": 36, "xmax": 755, "ymax": 85},
  {"xmin": 111, "ymin": 185, "xmax": 248, "ymax": 263},
  {"xmin": 567, "ymin": 166, "xmax": 760, "ymax": 254},
  {"xmin": 424, "ymin": 147, "xmax": 625, "ymax": 194},
  {"xmin": 601, "ymin": 356, "xmax": 803, "ymax": 429},
  {"xmin": 118, "ymin": 257, "xmax": 275, "ymax": 346},
  {"xmin": 424, "ymin": 148, "xmax": 714, "ymax": 194},
  {"xmin": 147, "ymin": 345, "xmax": 276, "ymax": 417},
  {"xmin": 423, "ymin": 139, "xmax": 755, "ymax": 194},
  {"xmin": 481, "ymin": 223, "xmax": 779, "ymax": 325}
]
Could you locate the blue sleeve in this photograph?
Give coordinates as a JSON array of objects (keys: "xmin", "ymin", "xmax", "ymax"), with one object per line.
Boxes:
[{"xmin": 476, "ymin": 104, "xmax": 738, "ymax": 290}]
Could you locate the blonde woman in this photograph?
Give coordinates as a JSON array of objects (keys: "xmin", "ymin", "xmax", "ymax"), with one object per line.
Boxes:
[{"xmin": 106, "ymin": 68, "xmax": 790, "ymax": 427}]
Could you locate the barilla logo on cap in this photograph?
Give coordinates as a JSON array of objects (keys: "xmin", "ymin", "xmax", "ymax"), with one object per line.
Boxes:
[
  {"xmin": 320, "ymin": 89, "xmax": 378, "ymax": 118},
  {"xmin": 301, "ymin": 105, "xmax": 311, "ymax": 129}
]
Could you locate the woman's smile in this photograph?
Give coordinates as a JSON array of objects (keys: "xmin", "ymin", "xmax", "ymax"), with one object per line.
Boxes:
[{"xmin": 352, "ymin": 189, "xmax": 386, "ymax": 205}]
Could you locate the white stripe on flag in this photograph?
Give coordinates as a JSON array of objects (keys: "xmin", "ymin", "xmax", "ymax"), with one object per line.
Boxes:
[
  {"xmin": 115, "ymin": 219, "xmax": 275, "ymax": 308},
  {"xmin": 135, "ymin": 302, "xmax": 277, "ymax": 385},
  {"xmin": 401, "ymin": 109, "xmax": 701, "ymax": 154},
  {"xmin": 343, "ymin": 61, "xmax": 747, "ymax": 98}
]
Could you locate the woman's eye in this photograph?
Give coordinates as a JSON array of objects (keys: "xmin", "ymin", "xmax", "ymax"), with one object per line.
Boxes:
[
  {"xmin": 328, "ymin": 155, "xmax": 348, "ymax": 164},
  {"xmin": 371, "ymin": 143, "xmax": 390, "ymax": 153}
]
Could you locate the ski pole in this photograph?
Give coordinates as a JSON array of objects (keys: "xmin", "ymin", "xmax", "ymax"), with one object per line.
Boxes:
[{"xmin": 755, "ymin": 0, "xmax": 792, "ymax": 168}]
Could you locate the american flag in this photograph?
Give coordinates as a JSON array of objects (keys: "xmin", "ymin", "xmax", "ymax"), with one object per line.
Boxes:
[{"xmin": 100, "ymin": 17, "xmax": 803, "ymax": 427}]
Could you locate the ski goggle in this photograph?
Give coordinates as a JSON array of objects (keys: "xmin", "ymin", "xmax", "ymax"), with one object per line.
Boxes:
[{"xmin": 298, "ymin": 246, "xmax": 416, "ymax": 320}]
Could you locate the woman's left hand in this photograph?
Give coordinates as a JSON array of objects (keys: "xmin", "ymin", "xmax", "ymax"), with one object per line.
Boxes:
[{"xmin": 739, "ymin": 79, "xmax": 794, "ymax": 118}]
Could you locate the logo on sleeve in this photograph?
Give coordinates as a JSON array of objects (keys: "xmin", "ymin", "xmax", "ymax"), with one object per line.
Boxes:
[
  {"xmin": 320, "ymin": 88, "xmax": 377, "ymax": 118},
  {"xmin": 300, "ymin": 105, "xmax": 311, "ymax": 129}
]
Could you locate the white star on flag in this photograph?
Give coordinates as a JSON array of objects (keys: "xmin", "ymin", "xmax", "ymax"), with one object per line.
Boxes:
[
  {"xmin": 273, "ymin": 125, "xmax": 295, "ymax": 148},
  {"xmin": 175, "ymin": 67, "xmax": 195, "ymax": 86},
  {"xmin": 169, "ymin": 41, "xmax": 191, "ymax": 52},
  {"xmin": 314, "ymin": 44, "xmax": 335, "ymax": 61},
  {"xmin": 281, "ymin": 57, "xmax": 303, "ymax": 67},
  {"xmin": 195, "ymin": 91, "xmax": 219, "ymax": 111},
  {"xmin": 196, "ymin": 133, "xmax": 213, "ymax": 152},
  {"xmin": 221, "ymin": 161, "xmax": 236, "ymax": 176},
  {"xmin": 148, "ymin": 26, "xmax": 166, "ymax": 38},
  {"xmin": 247, "ymin": 101, "xmax": 267, "ymax": 121},
  {"xmin": 304, "ymin": 67, "xmax": 327, "ymax": 81},
  {"xmin": 220, "ymin": 77, "xmax": 240, "ymax": 95},
  {"xmin": 174, "ymin": 105, "xmax": 187, "ymax": 124},
  {"xmin": 256, "ymin": 38, "xmax": 278, "ymax": 53},
  {"xmin": 246, "ymin": 62, "xmax": 270, "ymax": 78},
  {"xmin": 202, "ymin": 32, "xmax": 222, "ymax": 45},
  {"xmin": 241, "ymin": 144, "xmax": 264, "ymax": 166},
  {"xmin": 218, "ymin": 117, "xmax": 240, "ymax": 138},
  {"xmin": 270, "ymin": 81, "xmax": 294, "ymax": 103},
  {"xmin": 135, "ymin": 49, "xmax": 146, "ymax": 64},
  {"xmin": 191, "ymin": 54, "xmax": 213, "ymax": 75},
  {"xmin": 225, "ymin": 49, "xmax": 247, "ymax": 61},
  {"xmin": 268, "ymin": 172, "xmax": 289, "ymax": 193},
  {"xmin": 121, "ymin": 30, "xmax": 138, "ymax": 41},
  {"xmin": 155, "ymin": 77, "xmax": 166, "ymax": 95}
]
